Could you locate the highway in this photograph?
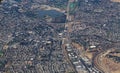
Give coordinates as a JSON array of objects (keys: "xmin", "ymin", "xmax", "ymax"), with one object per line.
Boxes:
[
  {"xmin": 61, "ymin": 0, "xmax": 79, "ymax": 73},
  {"xmin": 62, "ymin": 0, "xmax": 90, "ymax": 73}
]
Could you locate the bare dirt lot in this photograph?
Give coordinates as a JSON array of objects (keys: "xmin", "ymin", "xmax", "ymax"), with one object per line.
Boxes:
[
  {"xmin": 94, "ymin": 49, "xmax": 120, "ymax": 73},
  {"xmin": 111, "ymin": 0, "xmax": 120, "ymax": 2},
  {"xmin": 103, "ymin": 57, "xmax": 120, "ymax": 73}
]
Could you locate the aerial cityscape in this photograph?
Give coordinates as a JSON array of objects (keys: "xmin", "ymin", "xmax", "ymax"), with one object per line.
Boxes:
[{"xmin": 0, "ymin": 0, "xmax": 120, "ymax": 73}]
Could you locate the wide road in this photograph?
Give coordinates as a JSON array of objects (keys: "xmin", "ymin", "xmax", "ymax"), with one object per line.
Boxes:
[
  {"xmin": 62, "ymin": 0, "xmax": 79, "ymax": 73},
  {"xmin": 64, "ymin": 0, "xmax": 90, "ymax": 73}
]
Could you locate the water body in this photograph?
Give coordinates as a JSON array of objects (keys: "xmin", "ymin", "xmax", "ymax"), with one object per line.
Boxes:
[
  {"xmin": 38, "ymin": 10, "xmax": 64, "ymax": 17},
  {"xmin": 38, "ymin": 10, "xmax": 66, "ymax": 23},
  {"xmin": 25, "ymin": 9, "xmax": 66, "ymax": 23}
]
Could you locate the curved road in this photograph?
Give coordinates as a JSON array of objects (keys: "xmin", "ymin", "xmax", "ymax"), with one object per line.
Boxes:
[{"xmin": 93, "ymin": 50, "xmax": 111, "ymax": 73}]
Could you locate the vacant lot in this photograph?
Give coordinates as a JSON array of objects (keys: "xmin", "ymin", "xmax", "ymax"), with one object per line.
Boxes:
[
  {"xmin": 111, "ymin": 0, "xmax": 120, "ymax": 2},
  {"xmin": 94, "ymin": 49, "xmax": 120, "ymax": 73}
]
